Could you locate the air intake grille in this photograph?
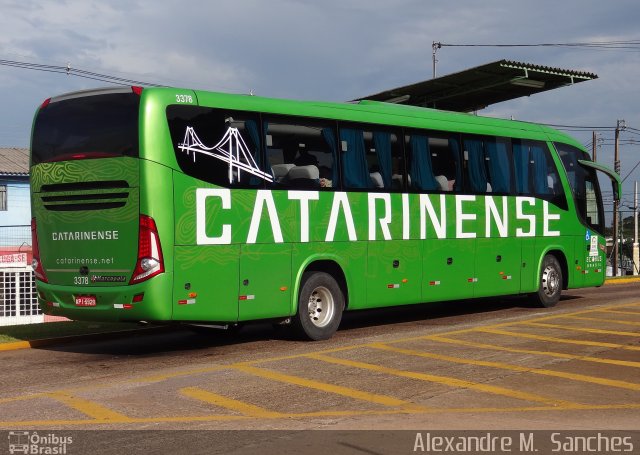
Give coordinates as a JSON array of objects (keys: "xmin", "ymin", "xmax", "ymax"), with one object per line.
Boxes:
[{"xmin": 39, "ymin": 181, "xmax": 130, "ymax": 211}]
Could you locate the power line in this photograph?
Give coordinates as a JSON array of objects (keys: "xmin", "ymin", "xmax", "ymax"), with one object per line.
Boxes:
[
  {"xmin": 0, "ymin": 58, "xmax": 165, "ymax": 87},
  {"xmin": 438, "ymin": 40, "xmax": 640, "ymax": 50}
]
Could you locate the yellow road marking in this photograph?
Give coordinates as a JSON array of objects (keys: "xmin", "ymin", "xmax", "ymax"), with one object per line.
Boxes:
[
  {"xmin": 180, "ymin": 387, "xmax": 284, "ymax": 418},
  {"xmin": 370, "ymin": 343, "xmax": 640, "ymax": 392},
  {"xmin": 139, "ymin": 365, "xmax": 229, "ymax": 383},
  {"xmin": 232, "ymin": 364, "xmax": 426, "ymax": 410},
  {"xmin": 426, "ymin": 335, "xmax": 640, "ymax": 369},
  {"xmin": 522, "ymin": 321, "xmax": 640, "ymax": 337},
  {"xmin": 4, "ymin": 403, "xmax": 640, "ymax": 427},
  {"xmin": 2, "ymin": 301, "xmax": 640, "ymax": 426},
  {"xmin": 46, "ymin": 391, "xmax": 130, "ymax": 421},
  {"xmin": 476, "ymin": 327, "xmax": 640, "ymax": 351},
  {"xmin": 307, "ymin": 352, "xmax": 576, "ymax": 407},
  {"xmin": 562, "ymin": 315, "xmax": 640, "ymax": 327},
  {"xmin": 600, "ymin": 309, "xmax": 640, "ymax": 316},
  {"xmin": 381, "ymin": 302, "xmax": 640, "ymax": 342}
]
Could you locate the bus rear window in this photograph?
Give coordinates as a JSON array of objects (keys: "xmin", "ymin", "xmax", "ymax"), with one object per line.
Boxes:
[{"xmin": 31, "ymin": 92, "xmax": 140, "ymax": 164}]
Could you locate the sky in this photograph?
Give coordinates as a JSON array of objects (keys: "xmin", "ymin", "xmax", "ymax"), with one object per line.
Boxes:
[{"xmin": 1, "ymin": 0, "xmax": 640, "ymax": 217}]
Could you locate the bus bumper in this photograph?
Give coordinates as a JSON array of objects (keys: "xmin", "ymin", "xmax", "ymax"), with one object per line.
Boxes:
[{"xmin": 35, "ymin": 273, "xmax": 173, "ymax": 322}]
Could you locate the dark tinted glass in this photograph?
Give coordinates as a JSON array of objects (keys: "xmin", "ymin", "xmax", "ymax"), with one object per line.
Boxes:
[
  {"xmin": 32, "ymin": 93, "xmax": 139, "ymax": 164},
  {"xmin": 556, "ymin": 142, "xmax": 604, "ymax": 232},
  {"xmin": 167, "ymin": 105, "xmax": 266, "ymax": 188}
]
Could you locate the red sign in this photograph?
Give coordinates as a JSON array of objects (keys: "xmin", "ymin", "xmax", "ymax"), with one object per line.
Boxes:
[{"xmin": 0, "ymin": 253, "xmax": 28, "ymax": 267}]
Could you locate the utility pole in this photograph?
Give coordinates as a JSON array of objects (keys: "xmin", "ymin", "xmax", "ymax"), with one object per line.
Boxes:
[
  {"xmin": 592, "ymin": 131, "xmax": 597, "ymax": 161},
  {"xmin": 612, "ymin": 119, "xmax": 625, "ymax": 276},
  {"xmin": 634, "ymin": 181, "xmax": 639, "ymax": 275},
  {"xmin": 432, "ymin": 42, "xmax": 441, "ymax": 79}
]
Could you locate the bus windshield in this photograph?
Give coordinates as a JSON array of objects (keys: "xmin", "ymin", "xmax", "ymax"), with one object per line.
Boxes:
[
  {"xmin": 31, "ymin": 90, "xmax": 140, "ymax": 164},
  {"xmin": 555, "ymin": 142, "xmax": 605, "ymax": 234}
]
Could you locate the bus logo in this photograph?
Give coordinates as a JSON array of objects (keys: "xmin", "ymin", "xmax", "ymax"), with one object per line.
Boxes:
[
  {"xmin": 8, "ymin": 431, "xmax": 29, "ymax": 454},
  {"xmin": 179, "ymin": 126, "xmax": 274, "ymax": 184}
]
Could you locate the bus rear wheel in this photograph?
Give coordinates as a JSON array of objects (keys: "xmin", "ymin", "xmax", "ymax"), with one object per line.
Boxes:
[
  {"xmin": 292, "ymin": 271, "xmax": 344, "ymax": 341},
  {"xmin": 533, "ymin": 254, "xmax": 563, "ymax": 308}
]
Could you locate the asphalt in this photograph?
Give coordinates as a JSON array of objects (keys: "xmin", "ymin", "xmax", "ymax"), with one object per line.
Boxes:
[{"xmin": 1, "ymin": 275, "xmax": 639, "ymax": 352}]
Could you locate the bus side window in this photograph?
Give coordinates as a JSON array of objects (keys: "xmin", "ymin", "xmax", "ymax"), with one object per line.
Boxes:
[
  {"xmin": 338, "ymin": 124, "xmax": 403, "ymax": 191},
  {"xmin": 430, "ymin": 135, "xmax": 461, "ymax": 192},
  {"xmin": 513, "ymin": 139, "xmax": 567, "ymax": 209},
  {"xmin": 264, "ymin": 117, "xmax": 337, "ymax": 190}
]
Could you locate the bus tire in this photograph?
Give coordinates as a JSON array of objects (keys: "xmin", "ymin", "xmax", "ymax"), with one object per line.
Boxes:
[
  {"xmin": 292, "ymin": 271, "xmax": 344, "ymax": 341},
  {"xmin": 533, "ymin": 254, "xmax": 563, "ymax": 308}
]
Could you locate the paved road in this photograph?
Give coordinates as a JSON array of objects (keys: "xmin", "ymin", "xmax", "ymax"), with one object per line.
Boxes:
[{"xmin": 1, "ymin": 282, "xmax": 639, "ymax": 430}]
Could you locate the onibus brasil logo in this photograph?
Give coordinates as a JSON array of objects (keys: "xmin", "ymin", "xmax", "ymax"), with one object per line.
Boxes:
[{"xmin": 8, "ymin": 431, "xmax": 73, "ymax": 454}]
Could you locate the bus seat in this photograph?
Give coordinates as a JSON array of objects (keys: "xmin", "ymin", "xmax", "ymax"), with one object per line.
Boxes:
[
  {"xmin": 288, "ymin": 165, "xmax": 320, "ymax": 188},
  {"xmin": 370, "ymin": 172, "xmax": 384, "ymax": 188},
  {"xmin": 435, "ymin": 175, "xmax": 448, "ymax": 191},
  {"xmin": 272, "ymin": 163, "xmax": 295, "ymax": 182}
]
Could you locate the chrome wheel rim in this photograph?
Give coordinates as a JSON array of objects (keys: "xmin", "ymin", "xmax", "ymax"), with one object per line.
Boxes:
[
  {"xmin": 541, "ymin": 265, "xmax": 560, "ymax": 297},
  {"xmin": 307, "ymin": 286, "xmax": 335, "ymax": 328}
]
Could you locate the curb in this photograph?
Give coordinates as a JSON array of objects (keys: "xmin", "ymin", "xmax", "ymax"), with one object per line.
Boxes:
[{"xmin": 604, "ymin": 276, "xmax": 640, "ymax": 285}]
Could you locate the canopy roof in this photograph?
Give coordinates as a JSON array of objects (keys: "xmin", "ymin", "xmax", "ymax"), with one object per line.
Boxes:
[{"xmin": 354, "ymin": 60, "xmax": 598, "ymax": 112}]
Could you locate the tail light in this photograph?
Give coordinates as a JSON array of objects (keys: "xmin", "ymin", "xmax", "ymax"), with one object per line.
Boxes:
[
  {"xmin": 31, "ymin": 218, "xmax": 48, "ymax": 282},
  {"xmin": 130, "ymin": 215, "xmax": 164, "ymax": 284}
]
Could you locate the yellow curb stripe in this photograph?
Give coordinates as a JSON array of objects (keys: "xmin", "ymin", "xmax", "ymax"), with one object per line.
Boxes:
[
  {"xmin": 46, "ymin": 391, "xmax": 130, "ymax": 421},
  {"xmin": 522, "ymin": 321, "xmax": 640, "ymax": 337},
  {"xmin": 232, "ymin": 364, "xmax": 421, "ymax": 409},
  {"xmin": 307, "ymin": 352, "xmax": 574, "ymax": 408},
  {"xmin": 605, "ymin": 278, "xmax": 640, "ymax": 285},
  {"xmin": 426, "ymin": 335, "xmax": 640, "ymax": 369},
  {"xmin": 0, "ymin": 341, "xmax": 31, "ymax": 351},
  {"xmin": 476, "ymin": 327, "xmax": 640, "ymax": 351},
  {"xmin": 371, "ymin": 342, "xmax": 640, "ymax": 392},
  {"xmin": 180, "ymin": 387, "xmax": 284, "ymax": 418}
]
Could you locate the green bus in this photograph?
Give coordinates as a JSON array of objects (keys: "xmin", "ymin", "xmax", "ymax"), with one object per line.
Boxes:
[{"xmin": 30, "ymin": 86, "xmax": 620, "ymax": 340}]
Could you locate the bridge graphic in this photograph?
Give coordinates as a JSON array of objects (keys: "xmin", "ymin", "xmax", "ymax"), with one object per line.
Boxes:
[{"xmin": 178, "ymin": 126, "xmax": 273, "ymax": 184}]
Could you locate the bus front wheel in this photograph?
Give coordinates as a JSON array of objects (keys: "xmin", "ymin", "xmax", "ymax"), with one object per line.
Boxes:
[
  {"xmin": 533, "ymin": 254, "xmax": 563, "ymax": 308},
  {"xmin": 292, "ymin": 271, "xmax": 344, "ymax": 341}
]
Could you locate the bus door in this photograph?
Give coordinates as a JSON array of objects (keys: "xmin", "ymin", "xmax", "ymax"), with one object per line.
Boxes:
[
  {"xmin": 238, "ymin": 244, "xmax": 292, "ymax": 321},
  {"xmin": 576, "ymin": 159, "xmax": 620, "ymax": 285}
]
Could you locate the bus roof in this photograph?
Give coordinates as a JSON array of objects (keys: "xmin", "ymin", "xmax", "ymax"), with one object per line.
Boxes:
[{"xmin": 184, "ymin": 88, "xmax": 585, "ymax": 149}]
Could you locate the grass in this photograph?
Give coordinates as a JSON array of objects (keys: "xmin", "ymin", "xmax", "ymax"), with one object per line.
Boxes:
[{"xmin": 0, "ymin": 321, "xmax": 142, "ymax": 344}]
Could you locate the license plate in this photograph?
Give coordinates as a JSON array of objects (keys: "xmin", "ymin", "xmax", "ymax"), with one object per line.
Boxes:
[{"xmin": 75, "ymin": 295, "xmax": 97, "ymax": 307}]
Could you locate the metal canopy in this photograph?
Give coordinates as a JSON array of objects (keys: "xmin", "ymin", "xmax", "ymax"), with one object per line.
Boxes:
[{"xmin": 354, "ymin": 60, "xmax": 598, "ymax": 112}]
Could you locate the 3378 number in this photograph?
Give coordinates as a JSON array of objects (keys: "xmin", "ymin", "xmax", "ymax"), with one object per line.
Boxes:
[
  {"xmin": 74, "ymin": 276, "xmax": 89, "ymax": 285},
  {"xmin": 176, "ymin": 94, "xmax": 193, "ymax": 103}
]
